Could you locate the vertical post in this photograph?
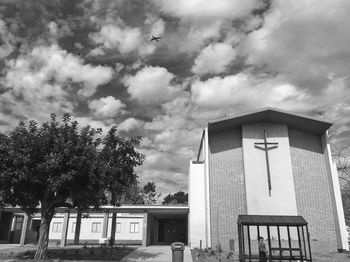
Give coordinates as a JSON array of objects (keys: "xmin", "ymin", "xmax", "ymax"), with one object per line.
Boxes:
[
  {"xmin": 277, "ymin": 226, "xmax": 282, "ymax": 261},
  {"xmin": 247, "ymin": 226, "xmax": 251, "ymax": 261},
  {"xmin": 267, "ymin": 226, "xmax": 272, "ymax": 262},
  {"xmin": 110, "ymin": 212, "xmax": 117, "ymax": 246},
  {"xmin": 296, "ymin": 226, "xmax": 303, "ymax": 259},
  {"xmin": 142, "ymin": 213, "xmax": 148, "ymax": 247},
  {"xmin": 287, "ymin": 226, "xmax": 292, "ymax": 259},
  {"xmin": 60, "ymin": 211, "xmax": 70, "ymax": 247},
  {"xmin": 242, "ymin": 226, "xmax": 245, "ymax": 261},
  {"xmin": 20, "ymin": 214, "xmax": 29, "ymax": 246},
  {"xmin": 238, "ymin": 224, "xmax": 242, "ymax": 262},
  {"xmin": 74, "ymin": 211, "xmax": 82, "ymax": 245},
  {"xmin": 301, "ymin": 226, "xmax": 307, "ymax": 260},
  {"xmin": 102, "ymin": 211, "xmax": 109, "ymax": 238},
  {"xmin": 306, "ymin": 225, "xmax": 312, "ymax": 261}
]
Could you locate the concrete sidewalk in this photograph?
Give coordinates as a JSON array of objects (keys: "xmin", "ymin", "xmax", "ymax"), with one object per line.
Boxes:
[{"xmin": 121, "ymin": 245, "xmax": 192, "ymax": 262}]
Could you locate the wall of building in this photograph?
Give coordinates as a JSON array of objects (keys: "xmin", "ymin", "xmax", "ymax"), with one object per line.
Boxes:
[
  {"xmin": 47, "ymin": 213, "xmax": 143, "ymax": 243},
  {"xmin": 242, "ymin": 123, "xmax": 298, "ymax": 216},
  {"xmin": 208, "ymin": 128, "xmax": 246, "ymax": 251},
  {"xmin": 188, "ymin": 160, "xmax": 206, "ymax": 248},
  {"xmin": 289, "ymin": 128, "xmax": 338, "ymax": 251}
]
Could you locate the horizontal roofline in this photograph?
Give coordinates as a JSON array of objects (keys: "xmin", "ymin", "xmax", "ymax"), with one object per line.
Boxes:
[
  {"xmin": 1, "ymin": 205, "xmax": 189, "ymax": 214},
  {"xmin": 208, "ymin": 107, "xmax": 333, "ymax": 134},
  {"xmin": 208, "ymin": 107, "xmax": 332, "ymax": 125}
]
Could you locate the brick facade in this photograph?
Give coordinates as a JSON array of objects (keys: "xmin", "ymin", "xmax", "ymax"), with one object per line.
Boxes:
[
  {"xmin": 208, "ymin": 128, "xmax": 246, "ymax": 251},
  {"xmin": 288, "ymin": 128, "xmax": 338, "ymax": 251}
]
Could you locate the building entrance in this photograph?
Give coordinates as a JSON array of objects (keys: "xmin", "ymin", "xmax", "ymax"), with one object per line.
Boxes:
[
  {"xmin": 147, "ymin": 213, "xmax": 188, "ymax": 245},
  {"xmin": 158, "ymin": 218, "xmax": 187, "ymax": 244}
]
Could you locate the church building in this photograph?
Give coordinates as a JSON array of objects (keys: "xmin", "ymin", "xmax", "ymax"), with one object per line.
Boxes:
[{"xmin": 189, "ymin": 107, "xmax": 349, "ymax": 252}]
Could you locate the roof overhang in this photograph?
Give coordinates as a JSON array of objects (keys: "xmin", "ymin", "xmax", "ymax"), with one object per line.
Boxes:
[
  {"xmin": 208, "ymin": 107, "xmax": 332, "ymax": 135},
  {"xmin": 0, "ymin": 205, "xmax": 189, "ymax": 215},
  {"xmin": 238, "ymin": 215, "xmax": 308, "ymax": 226}
]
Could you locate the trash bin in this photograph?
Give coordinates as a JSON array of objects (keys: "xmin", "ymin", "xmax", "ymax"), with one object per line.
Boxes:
[{"xmin": 171, "ymin": 242, "xmax": 185, "ymax": 262}]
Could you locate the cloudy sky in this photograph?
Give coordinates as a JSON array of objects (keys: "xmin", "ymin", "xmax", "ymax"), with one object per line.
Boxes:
[{"xmin": 1, "ymin": 0, "xmax": 350, "ymax": 196}]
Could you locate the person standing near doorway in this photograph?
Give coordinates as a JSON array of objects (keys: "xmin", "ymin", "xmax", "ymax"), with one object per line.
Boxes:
[{"xmin": 258, "ymin": 236, "xmax": 267, "ymax": 262}]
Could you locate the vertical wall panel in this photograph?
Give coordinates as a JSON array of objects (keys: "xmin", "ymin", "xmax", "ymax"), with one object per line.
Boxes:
[
  {"xmin": 289, "ymin": 128, "xmax": 337, "ymax": 251},
  {"xmin": 209, "ymin": 128, "xmax": 246, "ymax": 251}
]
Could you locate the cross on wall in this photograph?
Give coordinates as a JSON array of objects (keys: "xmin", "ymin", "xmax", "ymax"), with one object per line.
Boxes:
[{"xmin": 254, "ymin": 130, "xmax": 278, "ymax": 197}]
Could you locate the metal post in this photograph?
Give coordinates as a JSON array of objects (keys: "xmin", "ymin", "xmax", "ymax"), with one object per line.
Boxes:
[
  {"xmin": 306, "ymin": 225, "xmax": 312, "ymax": 261},
  {"xmin": 238, "ymin": 224, "xmax": 242, "ymax": 262},
  {"xmin": 277, "ymin": 226, "xmax": 282, "ymax": 261},
  {"xmin": 267, "ymin": 226, "xmax": 272, "ymax": 262},
  {"xmin": 301, "ymin": 226, "xmax": 307, "ymax": 260},
  {"xmin": 242, "ymin": 225, "xmax": 245, "ymax": 261},
  {"xmin": 287, "ymin": 226, "xmax": 292, "ymax": 259},
  {"xmin": 297, "ymin": 226, "xmax": 303, "ymax": 259},
  {"xmin": 247, "ymin": 226, "xmax": 251, "ymax": 261}
]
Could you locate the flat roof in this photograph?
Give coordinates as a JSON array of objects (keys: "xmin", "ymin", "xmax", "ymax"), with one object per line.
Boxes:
[
  {"xmin": 238, "ymin": 215, "xmax": 308, "ymax": 226},
  {"xmin": 208, "ymin": 107, "xmax": 332, "ymax": 134},
  {"xmin": 0, "ymin": 205, "xmax": 189, "ymax": 214}
]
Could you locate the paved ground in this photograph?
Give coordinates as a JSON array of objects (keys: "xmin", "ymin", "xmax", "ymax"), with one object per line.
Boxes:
[
  {"xmin": 0, "ymin": 244, "xmax": 192, "ymax": 262},
  {"xmin": 121, "ymin": 245, "xmax": 192, "ymax": 262},
  {"xmin": 1, "ymin": 244, "xmax": 349, "ymax": 261}
]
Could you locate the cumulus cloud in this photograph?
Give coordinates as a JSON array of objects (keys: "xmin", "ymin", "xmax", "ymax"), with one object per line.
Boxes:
[
  {"xmin": 88, "ymin": 96, "xmax": 126, "ymax": 118},
  {"xmin": 118, "ymin": 117, "xmax": 144, "ymax": 132},
  {"xmin": 242, "ymin": 0, "xmax": 350, "ymax": 91},
  {"xmin": 88, "ymin": 9, "xmax": 164, "ymax": 57},
  {"xmin": 4, "ymin": 44, "xmax": 113, "ymax": 97},
  {"xmin": 192, "ymin": 42, "xmax": 237, "ymax": 75},
  {"xmin": 191, "ymin": 73, "xmax": 308, "ymax": 111},
  {"xmin": 123, "ymin": 66, "xmax": 180, "ymax": 103},
  {"xmin": 153, "ymin": 0, "xmax": 262, "ymax": 20},
  {"xmin": 0, "ymin": 18, "xmax": 16, "ymax": 58},
  {"xmin": 90, "ymin": 24, "xmax": 143, "ymax": 55}
]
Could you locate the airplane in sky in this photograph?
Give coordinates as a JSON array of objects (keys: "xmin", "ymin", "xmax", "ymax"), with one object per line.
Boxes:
[{"xmin": 150, "ymin": 35, "xmax": 162, "ymax": 42}]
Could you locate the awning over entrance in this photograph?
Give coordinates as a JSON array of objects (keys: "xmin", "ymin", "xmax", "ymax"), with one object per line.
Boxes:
[{"xmin": 238, "ymin": 215, "xmax": 307, "ymax": 226}]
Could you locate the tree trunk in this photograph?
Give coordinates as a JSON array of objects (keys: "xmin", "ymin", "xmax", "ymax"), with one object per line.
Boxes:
[
  {"xmin": 74, "ymin": 211, "xmax": 82, "ymax": 245},
  {"xmin": 34, "ymin": 207, "xmax": 54, "ymax": 259}
]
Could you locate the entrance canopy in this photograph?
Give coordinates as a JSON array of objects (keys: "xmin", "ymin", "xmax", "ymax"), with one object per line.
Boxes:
[
  {"xmin": 238, "ymin": 215, "xmax": 307, "ymax": 226},
  {"xmin": 237, "ymin": 215, "xmax": 312, "ymax": 261}
]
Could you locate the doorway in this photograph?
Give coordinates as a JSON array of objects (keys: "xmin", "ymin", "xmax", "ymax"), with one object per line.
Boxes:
[{"xmin": 157, "ymin": 218, "xmax": 187, "ymax": 245}]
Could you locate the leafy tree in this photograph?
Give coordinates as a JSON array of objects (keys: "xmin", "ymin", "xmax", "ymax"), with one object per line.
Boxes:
[
  {"xmin": 330, "ymin": 136, "xmax": 350, "ymax": 225},
  {"xmin": 162, "ymin": 191, "xmax": 188, "ymax": 205},
  {"xmin": 141, "ymin": 182, "xmax": 161, "ymax": 205},
  {"xmin": 0, "ymin": 114, "xmax": 144, "ymax": 259},
  {"xmin": 120, "ymin": 182, "xmax": 144, "ymax": 204},
  {"xmin": 342, "ymin": 186, "xmax": 350, "ymax": 225}
]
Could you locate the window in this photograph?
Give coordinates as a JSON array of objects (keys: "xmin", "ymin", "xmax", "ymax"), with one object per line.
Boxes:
[
  {"xmin": 91, "ymin": 222, "xmax": 101, "ymax": 233},
  {"xmin": 130, "ymin": 222, "xmax": 139, "ymax": 233},
  {"xmin": 116, "ymin": 222, "xmax": 121, "ymax": 233},
  {"xmin": 71, "ymin": 222, "xmax": 76, "ymax": 233},
  {"xmin": 14, "ymin": 216, "xmax": 23, "ymax": 231},
  {"xmin": 52, "ymin": 222, "xmax": 62, "ymax": 233}
]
